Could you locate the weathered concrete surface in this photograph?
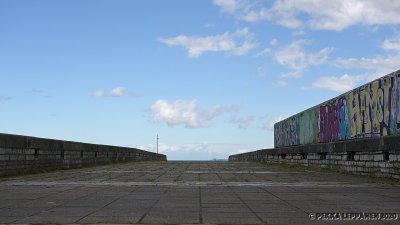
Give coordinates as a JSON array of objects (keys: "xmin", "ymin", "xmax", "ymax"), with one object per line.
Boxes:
[
  {"xmin": 0, "ymin": 161, "xmax": 399, "ymax": 224},
  {"xmin": 230, "ymin": 134, "xmax": 400, "ymax": 179},
  {"xmin": 0, "ymin": 133, "xmax": 166, "ymax": 176}
]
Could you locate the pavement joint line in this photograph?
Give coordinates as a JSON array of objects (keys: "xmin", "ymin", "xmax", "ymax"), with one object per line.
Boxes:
[
  {"xmin": 259, "ymin": 186, "xmax": 310, "ymax": 216},
  {"xmin": 199, "ymin": 186, "xmax": 203, "ymax": 224},
  {"xmin": 74, "ymin": 186, "xmax": 138, "ymax": 223},
  {"xmin": 12, "ymin": 185, "xmax": 88, "ymax": 223},
  {"xmin": 229, "ymin": 186, "xmax": 264, "ymax": 224},
  {"xmin": 231, "ymin": 168, "xmax": 249, "ymax": 183},
  {"xmin": 1, "ymin": 161, "xmax": 399, "ymax": 224},
  {"xmin": 363, "ymin": 188, "xmax": 400, "ymax": 200},
  {"xmin": 185, "ymin": 171, "xmax": 310, "ymax": 174},
  {"xmin": 151, "ymin": 170, "xmax": 168, "ymax": 182},
  {"xmin": 285, "ymin": 185, "xmax": 343, "ymax": 210},
  {"xmin": 1, "ymin": 181, "xmax": 387, "ymax": 187},
  {"xmin": 137, "ymin": 187, "xmax": 170, "ymax": 223}
]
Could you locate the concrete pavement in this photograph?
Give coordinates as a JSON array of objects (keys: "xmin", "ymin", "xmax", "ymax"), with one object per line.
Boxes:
[{"xmin": 0, "ymin": 161, "xmax": 399, "ymax": 224}]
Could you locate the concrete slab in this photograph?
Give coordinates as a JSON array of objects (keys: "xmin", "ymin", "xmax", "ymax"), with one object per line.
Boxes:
[{"xmin": 0, "ymin": 161, "xmax": 399, "ymax": 225}]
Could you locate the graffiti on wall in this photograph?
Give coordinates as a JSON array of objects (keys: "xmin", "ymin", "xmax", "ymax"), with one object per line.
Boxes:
[
  {"xmin": 274, "ymin": 70, "xmax": 400, "ymax": 148},
  {"xmin": 274, "ymin": 116, "xmax": 298, "ymax": 147},
  {"xmin": 319, "ymin": 97, "xmax": 348, "ymax": 142},
  {"xmin": 298, "ymin": 108, "xmax": 319, "ymax": 145}
]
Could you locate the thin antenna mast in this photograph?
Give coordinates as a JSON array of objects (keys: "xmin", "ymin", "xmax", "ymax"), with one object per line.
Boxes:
[{"xmin": 157, "ymin": 134, "xmax": 159, "ymax": 154}]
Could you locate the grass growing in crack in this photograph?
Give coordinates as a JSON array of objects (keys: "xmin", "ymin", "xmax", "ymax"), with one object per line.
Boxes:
[
  {"xmin": 173, "ymin": 173, "xmax": 182, "ymax": 182},
  {"xmin": 215, "ymin": 172, "xmax": 225, "ymax": 182},
  {"xmin": 173, "ymin": 163, "xmax": 191, "ymax": 182},
  {"xmin": 32, "ymin": 223, "xmax": 62, "ymax": 225},
  {"xmin": 0, "ymin": 160, "xmax": 144, "ymax": 179},
  {"xmin": 149, "ymin": 170, "xmax": 167, "ymax": 182}
]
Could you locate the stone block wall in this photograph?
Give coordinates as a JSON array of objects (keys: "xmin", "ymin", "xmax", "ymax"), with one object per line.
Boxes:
[
  {"xmin": 229, "ymin": 134, "xmax": 400, "ymax": 179},
  {"xmin": 0, "ymin": 133, "xmax": 166, "ymax": 176}
]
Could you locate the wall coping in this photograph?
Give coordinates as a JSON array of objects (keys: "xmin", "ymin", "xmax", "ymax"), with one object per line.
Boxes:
[
  {"xmin": 230, "ymin": 134, "xmax": 400, "ymax": 158},
  {"xmin": 0, "ymin": 133, "xmax": 165, "ymax": 156}
]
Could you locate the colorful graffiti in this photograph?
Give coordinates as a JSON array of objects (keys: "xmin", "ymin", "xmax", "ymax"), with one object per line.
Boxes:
[
  {"xmin": 298, "ymin": 108, "xmax": 319, "ymax": 145},
  {"xmin": 274, "ymin": 70, "xmax": 400, "ymax": 148},
  {"xmin": 274, "ymin": 116, "xmax": 298, "ymax": 147}
]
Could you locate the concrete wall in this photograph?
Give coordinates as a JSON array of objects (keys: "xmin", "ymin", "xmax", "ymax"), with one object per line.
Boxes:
[
  {"xmin": 275, "ymin": 69, "xmax": 400, "ymax": 148},
  {"xmin": 0, "ymin": 133, "xmax": 166, "ymax": 176},
  {"xmin": 230, "ymin": 134, "xmax": 400, "ymax": 179}
]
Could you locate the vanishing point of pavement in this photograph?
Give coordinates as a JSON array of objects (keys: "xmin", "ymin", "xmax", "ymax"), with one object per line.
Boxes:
[{"xmin": 0, "ymin": 161, "xmax": 399, "ymax": 225}]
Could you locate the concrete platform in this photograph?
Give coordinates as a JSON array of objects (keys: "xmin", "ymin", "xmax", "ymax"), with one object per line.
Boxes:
[{"xmin": 0, "ymin": 161, "xmax": 399, "ymax": 224}]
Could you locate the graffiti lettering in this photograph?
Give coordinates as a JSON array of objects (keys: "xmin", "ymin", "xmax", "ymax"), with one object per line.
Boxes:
[{"xmin": 274, "ymin": 70, "xmax": 400, "ymax": 147}]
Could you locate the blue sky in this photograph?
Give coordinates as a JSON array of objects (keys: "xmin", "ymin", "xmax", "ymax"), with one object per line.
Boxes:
[{"xmin": 1, "ymin": 0, "xmax": 400, "ymax": 160}]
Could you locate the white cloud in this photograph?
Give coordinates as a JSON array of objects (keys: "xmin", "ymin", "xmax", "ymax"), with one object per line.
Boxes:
[
  {"xmin": 269, "ymin": 39, "xmax": 278, "ymax": 46},
  {"xmin": 308, "ymin": 47, "xmax": 334, "ymax": 65},
  {"xmin": 31, "ymin": 89, "xmax": 43, "ymax": 93},
  {"xmin": 254, "ymin": 48, "xmax": 270, "ymax": 57},
  {"xmin": 263, "ymin": 116, "xmax": 284, "ymax": 131},
  {"xmin": 213, "ymin": 0, "xmax": 400, "ymax": 31},
  {"xmin": 92, "ymin": 90, "xmax": 106, "ymax": 98},
  {"xmin": 271, "ymin": 81, "xmax": 288, "ymax": 87},
  {"xmin": 204, "ymin": 23, "xmax": 216, "ymax": 28},
  {"xmin": 312, "ymin": 38, "xmax": 400, "ymax": 92},
  {"xmin": 109, "ymin": 87, "xmax": 125, "ymax": 97},
  {"xmin": 92, "ymin": 87, "xmax": 126, "ymax": 98},
  {"xmin": 138, "ymin": 142, "xmax": 270, "ymax": 156},
  {"xmin": 230, "ymin": 116, "xmax": 254, "ymax": 129},
  {"xmin": 231, "ymin": 41, "xmax": 259, "ymax": 55},
  {"xmin": 336, "ymin": 55, "xmax": 400, "ymax": 76},
  {"xmin": 293, "ymin": 30, "xmax": 306, "ymax": 36},
  {"xmin": 335, "ymin": 36, "xmax": 400, "ymax": 77},
  {"xmin": 382, "ymin": 37, "xmax": 400, "ymax": 52},
  {"xmin": 257, "ymin": 66, "xmax": 265, "ymax": 77},
  {"xmin": 273, "ymin": 40, "xmax": 333, "ymax": 78},
  {"xmin": 158, "ymin": 28, "xmax": 258, "ymax": 58},
  {"xmin": 129, "ymin": 93, "xmax": 140, "ymax": 98},
  {"xmin": 0, "ymin": 96, "xmax": 12, "ymax": 101},
  {"xmin": 311, "ymin": 37, "xmax": 400, "ymax": 92},
  {"xmin": 274, "ymin": 40, "xmax": 309, "ymax": 72},
  {"xmin": 312, "ymin": 74, "xmax": 365, "ymax": 92},
  {"xmin": 213, "ymin": 0, "xmax": 239, "ymax": 13},
  {"xmin": 149, "ymin": 99, "xmax": 241, "ymax": 128}
]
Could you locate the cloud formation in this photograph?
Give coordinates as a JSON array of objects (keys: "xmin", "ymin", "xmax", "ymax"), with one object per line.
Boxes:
[
  {"xmin": 311, "ymin": 35, "xmax": 400, "ymax": 92},
  {"xmin": 92, "ymin": 87, "xmax": 125, "ymax": 98},
  {"xmin": 312, "ymin": 74, "xmax": 365, "ymax": 92},
  {"xmin": 229, "ymin": 116, "xmax": 254, "ymax": 129},
  {"xmin": 109, "ymin": 87, "xmax": 125, "ymax": 97},
  {"xmin": 271, "ymin": 81, "xmax": 288, "ymax": 87},
  {"xmin": 138, "ymin": 142, "xmax": 270, "ymax": 156},
  {"xmin": 0, "ymin": 96, "xmax": 12, "ymax": 101},
  {"xmin": 273, "ymin": 40, "xmax": 333, "ymax": 78},
  {"xmin": 158, "ymin": 28, "xmax": 258, "ymax": 58},
  {"xmin": 149, "ymin": 99, "xmax": 241, "ymax": 128},
  {"xmin": 335, "ymin": 37, "xmax": 400, "ymax": 77},
  {"xmin": 263, "ymin": 116, "xmax": 284, "ymax": 131},
  {"xmin": 31, "ymin": 89, "xmax": 43, "ymax": 93},
  {"xmin": 254, "ymin": 48, "xmax": 271, "ymax": 57},
  {"xmin": 213, "ymin": 0, "xmax": 400, "ymax": 31}
]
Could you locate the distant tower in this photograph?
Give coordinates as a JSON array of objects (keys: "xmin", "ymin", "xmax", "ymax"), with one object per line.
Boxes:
[{"xmin": 157, "ymin": 134, "xmax": 159, "ymax": 154}]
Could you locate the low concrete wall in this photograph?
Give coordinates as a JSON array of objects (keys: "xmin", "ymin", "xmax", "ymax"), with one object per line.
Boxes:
[
  {"xmin": 274, "ymin": 69, "xmax": 400, "ymax": 148},
  {"xmin": 229, "ymin": 134, "xmax": 400, "ymax": 179},
  {"xmin": 0, "ymin": 133, "xmax": 166, "ymax": 176}
]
